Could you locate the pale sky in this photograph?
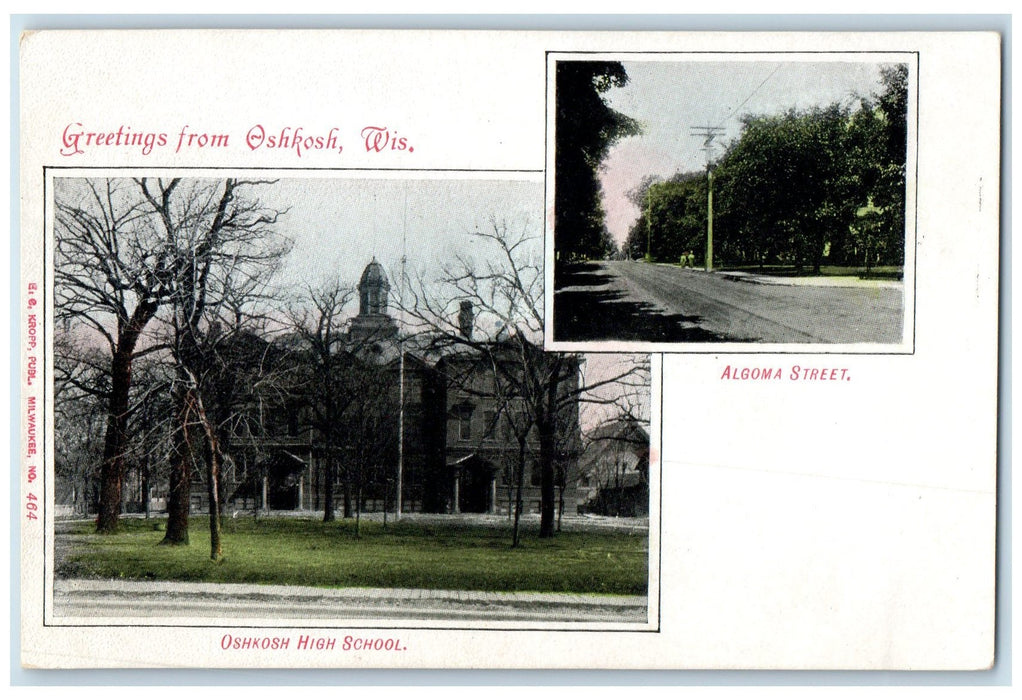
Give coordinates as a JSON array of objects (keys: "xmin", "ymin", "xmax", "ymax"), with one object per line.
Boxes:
[
  {"xmin": 579, "ymin": 354, "xmax": 651, "ymax": 432},
  {"xmin": 599, "ymin": 60, "xmax": 894, "ymax": 244},
  {"xmin": 260, "ymin": 176, "xmax": 544, "ymax": 298}
]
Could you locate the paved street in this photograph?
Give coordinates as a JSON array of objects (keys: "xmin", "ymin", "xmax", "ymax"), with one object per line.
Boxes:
[
  {"xmin": 553, "ymin": 261, "xmax": 904, "ymax": 344},
  {"xmin": 53, "ymin": 579, "xmax": 648, "ymax": 624}
]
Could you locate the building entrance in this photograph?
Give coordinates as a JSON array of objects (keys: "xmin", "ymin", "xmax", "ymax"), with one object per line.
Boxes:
[{"xmin": 453, "ymin": 455, "xmax": 497, "ymax": 514}]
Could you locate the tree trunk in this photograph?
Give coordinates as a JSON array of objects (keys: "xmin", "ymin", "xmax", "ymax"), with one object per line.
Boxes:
[
  {"xmin": 142, "ymin": 460, "xmax": 150, "ymax": 520},
  {"xmin": 323, "ymin": 453, "xmax": 336, "ymax": 522},
  {"xmin": 812, "ymin": 230, "xmax": 824, "ymax": 275},
  {"xmin": 218, "ymin": 459, "xmax": 229, "ymax": 519},
  {"xmin": 96, "ymin": 347, "xmax": 133, "ymax": 533},
  {"xmin": 507, "ymin": 468, "xmax": 514, "ymax": 521},
  {"xmin": 354, "ymin": 482, "xmax": 362, "ymax": 538},
  {"xmin": 94, "ymin": 295, "xmax": 159, "ymax": 534},
  {"xmin": 343, "ymin": 476, "xmax": 352, "ymax": 519},
  {"xmin": 557, "ymin": 484, "xmax": 564, "ymax": 532},
  {"xmin": 203, "ymin": 427, "xmax": 222, "ymax": 561},
  {"xmin": 538, "ymin": 427, "xmax": 556, "ymax": 538},
  {"xmin": 512, "ymin": 435, "xmax": 526, "ymax": 548},
  {"xmin": 615, "ymin": 461, "xmax": 622, "ymax": 517},
  {"xmin": 253, "ymin": 469, "xmax": 265, "ymax": 518},
  {"xmin": 162, "ymin": 386, "xmax": 193, "ymax": 546}
]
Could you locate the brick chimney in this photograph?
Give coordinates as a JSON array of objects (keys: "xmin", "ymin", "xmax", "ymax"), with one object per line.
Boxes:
[{"xmin": 458, "ymin": 301, "xmax": 474, "ymax": 340}]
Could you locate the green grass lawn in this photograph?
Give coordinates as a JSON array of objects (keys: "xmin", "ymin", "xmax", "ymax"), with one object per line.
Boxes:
[{"xmin": 57, "ymin": 517, "xmax": 648, "ymax": 595}]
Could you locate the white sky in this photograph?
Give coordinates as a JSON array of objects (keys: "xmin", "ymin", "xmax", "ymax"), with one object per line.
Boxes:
[
  {"xmin": 579, "ymin": 354, "xmax": 651, "ymax": 432},
  {"xmin": 259, "ymin": 175, "xmax": 543, "ymax": 297},
  {"xmin": 599, "ymin": 60, "xmax": 893, "ymax": 244}
]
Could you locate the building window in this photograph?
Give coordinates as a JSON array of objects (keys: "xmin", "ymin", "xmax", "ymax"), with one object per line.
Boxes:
[
  {"xmin": 458, "ymin": 405, "xmax": 473, "ymax": 441},
  {"xmin": 483, "ymin": 410, "xmax": 496, "ymax": 439}
]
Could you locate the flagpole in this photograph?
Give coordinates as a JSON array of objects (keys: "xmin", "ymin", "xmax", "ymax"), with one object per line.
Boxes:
[
  {"xmin": 397, "ymin": 338, "xmax": 404, "ymax": 520},
  {"xmin": 396, "ymin": 188, "xmax": 407, "ymax": 520}
]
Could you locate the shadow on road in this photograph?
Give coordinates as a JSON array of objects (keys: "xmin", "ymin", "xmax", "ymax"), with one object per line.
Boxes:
[
  {"xmin": 553, "ymin": 263, "xmax": 730, "ymax": 342},
  {"xmin": 553, "ymin": 261, "xmax": 612, "ymax": 290}
]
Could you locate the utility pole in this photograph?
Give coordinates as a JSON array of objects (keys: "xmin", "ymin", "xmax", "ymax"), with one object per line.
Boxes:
[
  {"xmin": 645, "ymin": 185, "xmax": 652, "ymax": 261},
  {"xmin": 706, "ymin": 167, "xmax": 714, "ymax": 271},
  {"xmin": 691, "ymin": 126, "xmax": 724, "ymax": 270}
]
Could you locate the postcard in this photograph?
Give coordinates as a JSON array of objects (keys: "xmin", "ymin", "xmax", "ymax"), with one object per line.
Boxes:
[{"xmin": 18, "ymin": 29, "xmax": 1000, "ymax": 670}]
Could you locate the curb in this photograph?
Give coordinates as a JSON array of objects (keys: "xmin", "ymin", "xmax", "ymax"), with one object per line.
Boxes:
[
  {"xmin": 710, "ymin": 270, "xmax": 903, "ymax": 289},
  {"xmin": 55, "ymin": 578, "xmax": 648, "ymax": 608}
]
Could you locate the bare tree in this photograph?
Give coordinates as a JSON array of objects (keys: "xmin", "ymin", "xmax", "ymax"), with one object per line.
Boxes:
[
  {"xmin": 287, "ymin": 280, "xmax": 405, "ymax": 526},
  {"xmin": 345, "ymin": 370, "xmax": 399, "ymax": 537},
  {"xmin": 54, "ymin": 326, "xmax": 177, "ymax": 519},
  {"xmin": 578, "ymin": 378, "xmax": 652, "ymax": 517},
  {"xmin": 199, "ymin": 305, "xmax": 296, "ymax": 518},
  {"xmin": 553, "ymin": 402, "xmax": 584, "ymax": 532},
  {"xmin": 55, "ymin": 179, "xmax": 179, "ymax": 532},
  {"xmin": 136, "ymin": 178, "xmax": 290, "ymax": 560},
  {"xmin": 407, "ymin": 219, "xmax": 648, "ymax": 539},
  {"xmin": 53, "ymin": 335, "xmax": 109, "ymax": 514},
  {"xmin": 440, "ymin": 348, "xmax": 539, "ymax": 546},
  {"xmin": 123, "ymin": 357, "xmax": 175, "ymax": 519},
  {"xmin": 286, "ymin": 282, "xmax": 356, "ymax": 522}
]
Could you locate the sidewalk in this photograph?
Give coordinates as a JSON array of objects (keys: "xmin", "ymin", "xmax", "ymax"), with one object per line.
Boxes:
[
  {"xmin": 702, "ymin": 268, "xmax": 903, "ymax": 289},
  {"xmin": 53, "ymin": 578, "xmax": 649, "ymax": 623}
]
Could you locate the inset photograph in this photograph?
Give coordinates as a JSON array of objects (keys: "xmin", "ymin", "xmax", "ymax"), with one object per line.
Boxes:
[
  {"xmin": 49, "ymin": 173, "xmax": 655, "ymax": 629},
  {"xmin": 548, "ymin": 55, "xmax": 916, "ymax": 352}
]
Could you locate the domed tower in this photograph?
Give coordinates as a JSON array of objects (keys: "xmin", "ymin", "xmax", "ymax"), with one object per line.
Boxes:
[
  {"xmin": 358, "ymin": 257, "xmax": 390, "ymax": 316},
  {"xmin": 348, "ymin": 257, "xmax": 398, "ymax": 343}
]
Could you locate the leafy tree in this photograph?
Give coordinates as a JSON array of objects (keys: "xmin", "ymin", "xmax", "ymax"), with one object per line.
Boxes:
[
  {"xmin": 858, "ymin": 63, "xmax": 909, "ymax": 268},
  {"xmin": 824, "ymin": 64, "xmax": 907, "ymax": 270},
  {"xmin": 625, "ymin": 173, "xmax": 707, "ymax": 263},
  {"xmin": 709, "ymin": 66, "xmax": 907, "ymax": 272},
  {"xmin": 629, "ymin": 65, "xmax": 908, "ymax": 274},
  {"xmin": 877, "ymin": 64, "xmax": 909, "ymax": 170},
  {"xmin": 555, "ymin": 61, "xmax": 640, "ymax": 261},
  {"xmin": 713, "ymin": 104, "xmax": 855, "ymax": 272}
]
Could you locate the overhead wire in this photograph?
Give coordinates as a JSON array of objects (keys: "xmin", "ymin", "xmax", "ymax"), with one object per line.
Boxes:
[{"xmin": 712, "ymin": 63, "xmax": 785, "ymax": 132}]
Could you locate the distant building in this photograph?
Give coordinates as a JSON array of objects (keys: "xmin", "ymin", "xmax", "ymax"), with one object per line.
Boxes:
[{"xmin": 578, "ymin": 418, "xmax": 650, "ymax": 517}]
